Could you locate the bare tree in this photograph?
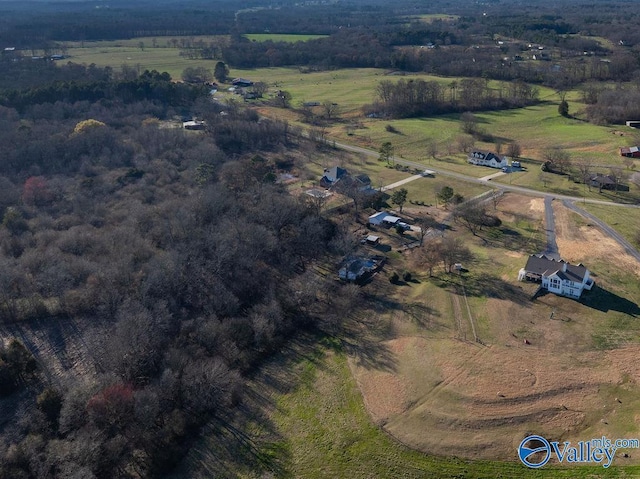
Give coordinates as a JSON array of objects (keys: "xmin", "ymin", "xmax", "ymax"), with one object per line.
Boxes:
[
  {"xmin": 416, "ymin": 215, "xmax": 439, "ymax": 246},
  {"xmin": 456, "ymin": 134, "xmax": 475, "ymax": 153},
  {"xmin": 575, "ymin": 159, "xmax": 593, "ymax": 190},
  {"xmin": 453, "ymin": 201, "xmax": 488, "ymax": 236},
  {"xmin": 419, "ymin": 237, "xmax": 442, "ymax": 277},
  {"xmin": 609, "ymin": 166, "xmax": 625, "ymax": 193},
  {"xmin": 506, "ymin": 141, "xmax": 522, "ymax": 159},
  {"xmin": 440, "ymin": 236, "xmax": 473, "ymax": 273},
  {"xmin": 323, "ymin": 100, "xmax": 340, "ymax": 120},
  {"xmin": 490, "ymin": 189, "xmax": 505, "ymax": 210},
  {"xmin": 543, "ymin": 147, "xmax": 571, "ymax": 174},
  {"xmin": 426, "ymin": 139, "xmax": 438, "ymax": 161},
  {"xmin": 460, "ymin": 111, "xmax": 479, "ymax": 135}
]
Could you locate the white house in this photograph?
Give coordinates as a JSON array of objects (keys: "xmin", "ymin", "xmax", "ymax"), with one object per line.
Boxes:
[
  {"xmin": 518, "ymin": 254, "xmax": 594, "ymax": 299},
  {"xmin": 368, "ymin": 211, "xmax": 401, "ymax": 226},
  {"xmin": 468, "ymin": 150, "xmax": 508, "ymax": 169}
]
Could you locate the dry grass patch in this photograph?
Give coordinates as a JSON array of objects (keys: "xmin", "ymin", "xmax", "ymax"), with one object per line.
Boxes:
[{"xmin": 348, "ymin": 193, "xmax": 640, "ymax": 463}]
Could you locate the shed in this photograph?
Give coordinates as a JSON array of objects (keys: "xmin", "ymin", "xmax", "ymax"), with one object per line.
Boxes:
[{"xmin": 365, "ymin": 235, "xmax": 380, "ymax": 245}]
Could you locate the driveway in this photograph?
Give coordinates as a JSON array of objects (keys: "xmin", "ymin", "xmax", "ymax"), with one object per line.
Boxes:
[
  {"xmin": 543, "ymin": 196, "xmax": 560, "ymax": 260},
  {"xmin": 380, "ymin": 174, "xmax": 422, "ymax": 192}
]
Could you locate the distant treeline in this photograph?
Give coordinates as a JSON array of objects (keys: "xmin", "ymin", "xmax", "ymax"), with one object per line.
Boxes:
[{"xmin": 0, "ymin": 67, "xmax": 207, "ymax": 112}]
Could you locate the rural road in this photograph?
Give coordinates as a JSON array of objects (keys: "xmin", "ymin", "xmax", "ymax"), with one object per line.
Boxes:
[
  {"xmin": 562, "ymin": 200, "xmax": 640, "ymax": 264},
  {"xmin": 332, "ymin": 139, "xmax": 640, "ymax": 207},
  {"xmin": 329, "ymin": 138, "xmax": 640, "ymax": 263}
]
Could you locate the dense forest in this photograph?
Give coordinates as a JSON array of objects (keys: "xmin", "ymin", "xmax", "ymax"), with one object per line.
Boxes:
[{"xmin": 0, "ymin": 61, "xmax": 359, "ymax": 478}]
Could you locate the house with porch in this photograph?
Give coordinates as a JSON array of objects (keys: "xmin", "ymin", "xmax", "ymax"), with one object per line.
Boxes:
[{"xmin": 518, "ymin": 254, "xmax": 594, "ymax": 299}]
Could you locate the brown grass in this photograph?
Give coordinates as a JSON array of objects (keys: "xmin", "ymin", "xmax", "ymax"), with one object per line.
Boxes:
[{"xmin": 348, "ymin": 193, "xmax": 640, "ymax": 461}]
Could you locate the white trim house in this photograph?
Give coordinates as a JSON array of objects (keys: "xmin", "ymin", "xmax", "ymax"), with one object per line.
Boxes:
[
  {"xmin": 518, "ymin": 254, "xmax": 594, "ymax": 299},
  {"xmin": 468, "ymin": 150, "xmax": 508, "ymax": 169}
]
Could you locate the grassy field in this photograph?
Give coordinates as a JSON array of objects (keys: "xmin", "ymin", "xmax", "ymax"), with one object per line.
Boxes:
[
  {"xmin": 59, "ymin": 41, "xmax": 640, "ymax": 170},
  {"xmin": 580, "ymin": 203, "xmax": 640, "ymax": 247},
  {"xmin": 244, "ymin": 33, "xmax": 328, "ymax": 42},
  {"xmin": 184, "ymin": 335, "xmax": 640, "ymax": 478},
  {"xmin": 64, "ymin": 46, "xmax": 213, "ymax": 80}
]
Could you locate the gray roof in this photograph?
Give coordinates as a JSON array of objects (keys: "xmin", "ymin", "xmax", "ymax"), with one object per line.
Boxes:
[
  {"xmin": 523, "ymin": 254, "xmax": 588, "ymax": 282},
  {"xmin": 470, "ymin": 150, "xmax": 500, "ymax": 161},
  {"xmin": 323, "ymin": 166, "xmax": 348, "ymax": 183}
]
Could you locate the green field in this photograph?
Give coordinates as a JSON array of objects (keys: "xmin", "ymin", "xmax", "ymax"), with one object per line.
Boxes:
[
  {"xmin": 244, "ymin": 33, "xmax": 328, "ymax": 42},
  {"xmin": 64, "ymin": 46, "xmax": 214, "ymax": 81},
  {"xmin": 184, "ymin": 337, "xmax": 640, "ymax": 478},
  {"xmin": 581, "ymin": 203, "xmax": 640, "ymax": 247}
]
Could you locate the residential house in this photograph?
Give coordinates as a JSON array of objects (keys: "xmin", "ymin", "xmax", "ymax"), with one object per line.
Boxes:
[
  {"xmin": 620, "ymin": 146, "xmax": 640, "ymax": 158},
  {"xmin": 467, "ymin": 150, "xmax": 508, "ymax": 169},
  {"xmin": 518, "ymin": 254, "xmax": 594, "ymax": 299},
  {"xmin": 183, "ymin": 120, "xmax": 206, "ymax": 130},
  {"xmin": 332, "ymin": 173, "xmax": 374, "ymax": 194},
  {"xmin": 319, "ymin": 166, "xmax": 348, "ymax": 188},
  {"xmin": 588, "ymin": 173, "xmax": 628, "ymax": 191},
  {"xmin": 368, "ymin": 211, "xmax": 402, "ymax": 227},
  {"xmin": 232, "ymin": 78, "xmax": 253, "ymax": 87},
  {"xmin": 338, "ymin": 256, "xmax": 384, "ymax": 282}
]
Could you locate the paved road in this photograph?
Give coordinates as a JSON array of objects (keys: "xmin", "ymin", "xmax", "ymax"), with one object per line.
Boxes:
[
  {"xmin": 563, "ymin": 200, "xmax": 640, "ymax": 264},
  {"xmin": 330, "ymin": 138, "xmax": 640, "ymax": 263},
  {"xmin": 543, "ymin": 196, "xmax": 560, "ymax": 260},
  {"xmin": 333, "ymin": 139, "xmax": 640, "ymax": 207}
]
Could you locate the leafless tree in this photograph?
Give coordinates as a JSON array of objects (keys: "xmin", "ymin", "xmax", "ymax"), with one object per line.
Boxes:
[
  {"xmin": 506, "ymin": 141, "xmax": 522, "ymax": 159},
  {"xmin": 543, "ymin": 147, "xmax": 571, "ymax": 173},
  {"xmin": 440, "ymin": 236, "xmax": 473, "ymax": 273},
  {"xmin": 575, "ymin": 159, "xmax": 593, "ymax": 190},
  {"xmin": 456, "ymin": 134, "xmax": 475, "ymax": 153},
  {"xmin": 426, "ymin": 138, "xmax": 438, "ymax": 161},
  {"xmin": 453, "ymin": 201, "xmax": 488, "ymax": 236},
  {"xmin": 323, "ymin": 100, "xmax": 340, "ymax": 120}
]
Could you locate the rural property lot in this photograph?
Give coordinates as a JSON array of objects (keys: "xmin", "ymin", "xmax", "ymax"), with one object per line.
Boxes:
[{"xmin": 349, "ymin": 194, "xmax": 640, "ymax": 463}]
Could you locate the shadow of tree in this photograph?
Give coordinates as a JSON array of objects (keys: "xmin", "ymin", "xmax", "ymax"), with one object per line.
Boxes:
[
  {"xmin": 581, "ymin": 285, "xmax": 640, "ymax": 315},
  {"xmin": 431, "ymin": 271, "xmax": 533, "ymax": 305},
  {"xmin": 337, "ymin": 307, "xmax": 397, "ymax": 373}
]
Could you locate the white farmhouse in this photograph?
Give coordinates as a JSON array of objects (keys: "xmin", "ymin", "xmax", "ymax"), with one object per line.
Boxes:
[
  {"xmin": 468, "ymin": 150, "xmax": 508, "ymax": 169},
  {"xmin": 518, "ymin": 254, "xmax": 594, "ymax": 299}
]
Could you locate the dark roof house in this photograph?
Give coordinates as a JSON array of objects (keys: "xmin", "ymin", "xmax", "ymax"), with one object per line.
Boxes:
[
  {"xmin": 518, "ymin": 254, "xmax": 594, "ymax": 299},
  {"xmin": 320, "ymin": 166, "xmax": 348, "ymax": 188}
]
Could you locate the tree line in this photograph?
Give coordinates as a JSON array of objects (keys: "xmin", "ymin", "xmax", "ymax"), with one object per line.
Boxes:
[{"xmin": 372, "ymin": 77, "xmax": 539, "ymax": 119}]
